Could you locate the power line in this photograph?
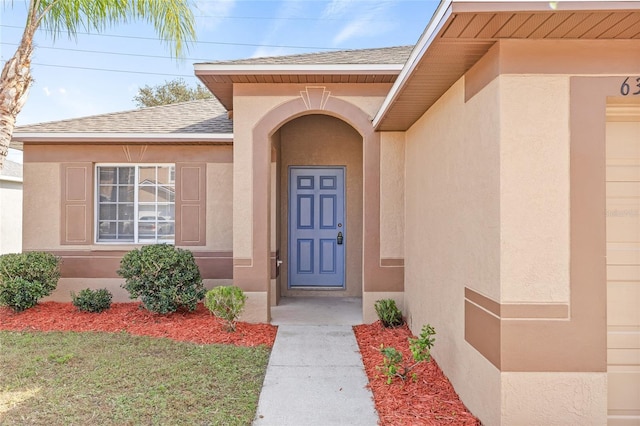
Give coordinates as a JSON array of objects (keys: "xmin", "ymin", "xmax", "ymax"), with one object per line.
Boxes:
[
  {"xmin": 31, "ymin": 62, "xmax": 195, "ymax": 78},
  {"xmin": 0, "ymin": 24, "xmax": 340, "ymax": 50},
  {"xmin": 1, "ymin": 42, "xmax": 215, "ymax": 61}
]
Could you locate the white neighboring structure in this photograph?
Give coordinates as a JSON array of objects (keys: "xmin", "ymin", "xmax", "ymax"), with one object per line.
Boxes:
[{"xmin": 0, "ymin": 159, "xmax": 23, "ymax": 254}]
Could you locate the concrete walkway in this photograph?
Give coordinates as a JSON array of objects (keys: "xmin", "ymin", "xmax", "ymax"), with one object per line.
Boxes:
[{"xmin": 252, "ymin": 298, "xmax": 379, "ymax": 426}]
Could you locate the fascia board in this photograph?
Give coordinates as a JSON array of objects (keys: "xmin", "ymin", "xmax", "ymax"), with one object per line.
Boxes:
[
  {"xmin": 13, "ymin": 133, "xmax": 234, "ymax": 143},
  {"xmin": 194, "ymin": 64, "xmax": 403, "ymax": 75},
  {"xmin": 0, "ymin": 175, "xmax": 23, "ymax": 183}
]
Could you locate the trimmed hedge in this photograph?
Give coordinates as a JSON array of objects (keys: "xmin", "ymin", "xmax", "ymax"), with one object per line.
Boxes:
[
  {"xmin": 118, "ymin": 244, "xmax": 204, "ymax": 314},
  {"xmin": 0, "ymin": 252, "xmax": 61, "ymax": 312}
]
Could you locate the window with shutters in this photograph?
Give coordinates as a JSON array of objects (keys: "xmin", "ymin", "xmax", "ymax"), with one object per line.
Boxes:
[{"xmin": 96, "ymin": 164, "xmax": 175, "ymax": 243}]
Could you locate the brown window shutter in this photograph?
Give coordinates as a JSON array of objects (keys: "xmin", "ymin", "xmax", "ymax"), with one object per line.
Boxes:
[
  {"xmin": 175, "ymin": 163, "xmax": 206, "ymax": 246},
  {"xmin": 60, "ymin": 163, "xmax": 93, "ymax": 245}
]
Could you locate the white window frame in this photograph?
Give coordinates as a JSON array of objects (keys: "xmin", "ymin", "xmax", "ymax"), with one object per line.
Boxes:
[{"xmin": 94, "ymin": 163, "xmax": 176, "ymax": 244}]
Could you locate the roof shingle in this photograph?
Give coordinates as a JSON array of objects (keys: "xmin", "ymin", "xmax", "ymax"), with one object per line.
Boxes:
[
  {"xmin": 13, "ymin": 98, "xmax": 232, "ymax": 135},
  {"xmin": 199, "ymin": 45, "xmax": 413, "ymax": 65}
]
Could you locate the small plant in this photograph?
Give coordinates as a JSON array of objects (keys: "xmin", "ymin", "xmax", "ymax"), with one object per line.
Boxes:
[
  {"xmin": 118, "ymin": 244, "xmax": 204, "ymax": 314},
  {"xmin": 374, "ymin": 299, "xmax": 404, "ymax": 328},
  {"xmin": 71, "ymin": 288, "xmax": 113, "ymax": 313},
  {"xmin": 378, "ymin": 324, "xmax": 436, "ymax": 384},
  {"xmin": 0, "ymin": 252, "xmax": 61, "ymax": 312},
  {"xmin": 204, "ymin": 286, "xmax": 247, "ymax": 332}
]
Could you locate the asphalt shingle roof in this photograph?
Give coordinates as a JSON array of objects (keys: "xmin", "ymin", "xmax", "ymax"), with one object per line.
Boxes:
[
  {"xmin": 200, "ymin": 45, "xmax": 413, "ymax": 65},
  {"xmin": 12, "ymin": 46, "xmax": 413, "ymax": 138},
  {"xmin": 14, "ymin": 98, "xmax": 232, "ymax": 135}
]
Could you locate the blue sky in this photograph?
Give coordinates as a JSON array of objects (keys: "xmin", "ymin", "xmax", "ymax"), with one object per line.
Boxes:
[{"xmin": 1, "ymin": 0, "xmax": 439, "ymax": 162}]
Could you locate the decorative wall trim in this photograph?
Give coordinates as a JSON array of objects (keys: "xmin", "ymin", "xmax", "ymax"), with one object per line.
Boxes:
[
  {"xmin": 175, "ymin": 163, "xmax": 206, "ymax": 246},
  {"xmin": 60, "ymin": 163, "xmax": 92, "ymax": 245},
  {"xmin": 465, "ymin": 288, "xmax": 569, "ymax": 319},
  {"xmin": 300, "ymin": 86, "xmax": 332, "ymax": 110},
  {"xmin": 121, "ymin": 145, "xmax": 148, "ymax": 162},
  {"xmin": 380, "ymin": 258, "xmax": 404, "ymax": 267},
  {"xmin": 50, "ymin": 250, "xmax": 233, "ymax": 279}
]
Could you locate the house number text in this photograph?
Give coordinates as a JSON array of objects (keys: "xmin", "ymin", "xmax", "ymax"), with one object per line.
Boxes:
[{"xmin": 620, "ymin": 77, "xmax": 640, "ymax": 96}]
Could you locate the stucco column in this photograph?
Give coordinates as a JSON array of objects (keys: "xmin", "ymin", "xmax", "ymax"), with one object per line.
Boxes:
[{"xmin": 232, "ymin": 115, "xmax": 272, "ymax": 323}]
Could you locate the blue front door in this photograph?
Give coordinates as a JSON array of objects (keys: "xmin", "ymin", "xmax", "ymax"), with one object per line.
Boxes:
[{"xmin": 289, "ymin": 167, "xmax": 345, "ymax": 288}]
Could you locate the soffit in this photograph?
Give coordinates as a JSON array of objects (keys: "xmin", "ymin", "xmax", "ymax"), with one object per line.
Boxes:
[
  {"xmin": 196, "ymin": 72, "xmax": 400, "ymax": 111},
  {"xmin": 375, "ymin": 1, "xmax": 640, "ymax": 131}
]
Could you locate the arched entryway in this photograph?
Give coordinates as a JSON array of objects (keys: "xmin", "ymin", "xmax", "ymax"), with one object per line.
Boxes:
[{"xmin": 233, "ymin": 92, "xmax": 404, "ymax": 323}]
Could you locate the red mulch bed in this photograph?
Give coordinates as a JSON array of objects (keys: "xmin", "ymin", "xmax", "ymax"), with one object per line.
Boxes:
[
  {"xmin": 2, "ymin": 303, "xmax": 479, "ymax": 424},
  {"xmin": 0, "ymin": 302, "xmax": 277, "ymax": 348},
  {"xmin": 354, "ymin": 321, "xmax": 480, "ymax": 425}
]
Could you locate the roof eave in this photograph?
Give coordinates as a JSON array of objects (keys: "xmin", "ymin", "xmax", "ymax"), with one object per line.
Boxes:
[
  {"xmin": 0, "ymin": 175, "xmax": 23, "ymax": 183},
  {"xmin": 12, "ymin": 132, "xmax": 234, "ymax": 143},
  {"xmin": 372, "ymin": 0, "xmax": 640, "ymax": 131},
  {"xmin": 193, "ymin": 64, "xmax": 404, "ymax": 75},
  {"xmin": 372, "ymin": 0, "xmax": 454, "ymax": 130}
]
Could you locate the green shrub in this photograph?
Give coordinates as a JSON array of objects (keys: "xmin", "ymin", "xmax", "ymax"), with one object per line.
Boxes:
[
  {"xmin": 71, "ymin": 288, "xmax": 113, "ymax": 313},
  {"xmin": 0, "ymin": 252, "xmax": 61, "ymax": 312},
  {"xmin": 204, "ymin": 286, "xmax": 247, "ymax": 332},
  {"xmin": 0, "ymin": 278, "xmax": 46, "ymax": 312},
  {"xmin": 374, "ymin": 299, "xmax": 404, "ymax": 328},
  {"xmin": 378, "ymin": 324, "xmax": 436, "ymax": 384},
  {"xmin": 117, "ymin": 244, "xmax": 204, "ymax": 314}
]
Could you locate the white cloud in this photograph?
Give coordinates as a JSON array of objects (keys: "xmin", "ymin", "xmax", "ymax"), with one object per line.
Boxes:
[
  {"xmin": 194, "ymin": 0, "xmax": 237, "ymax": 31},
  {"xmin": 251, "ymin": 46, "xmax": 293, "ymax": 59},
  {"xmin": 43, "ymin": 87, "xmax": 51, "ymax": 96},
  {"xmin": 322, "ymin": 0, "xmax": 357, "ymax": 19},
  {"xmin": 58, "ymin": 88, "xmax": 66, "ymax": 95},
  {"xmin": 328, "ymin": 1, "xmax": 397, "ymax": 45}
]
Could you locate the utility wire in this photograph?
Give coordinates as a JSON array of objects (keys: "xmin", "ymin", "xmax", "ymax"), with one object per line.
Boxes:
[
  {"xmin": 0, "ymin": 42, "xmax": 215, "ymax": 61},
  {"xmin": 0, "ymin": 24, "xmax": 340, "ymax": 50},
  {"xmin": 31, "ymin": 62, "xmax": 195, "ymax": 78}
]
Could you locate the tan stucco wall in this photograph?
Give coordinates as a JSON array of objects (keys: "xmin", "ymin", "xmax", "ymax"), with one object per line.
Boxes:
[
  {"xmin": 379, "ymin": 132, "xmax": 404, "ymax": 260},
  {"xmin": 502, "ymin": 373, "xmax": 607, "ymax": 425},
  {"xmin": 404, "ymin": 77, "xmax": 502, "ymax": 424},
  {"xmin": 0, "ymin": 178, "xmax": 23, "ymax": 254},
  {"xmin": 23, "ymin": 162, "xmax": 61, "ymax": 251},
  {"xmin": 278, "ymin": 114, "xmax": 363, "ymax": 297},
  {"xmin": 206, "ymin": 163, "xmax": 233, "ymax": 251},
  {"xmin": 499, "ymin": 75, "xmax": 570, "ymax": 303}
]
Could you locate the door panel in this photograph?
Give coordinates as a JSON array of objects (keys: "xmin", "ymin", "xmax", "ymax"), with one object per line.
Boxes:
[{"xmin": 289, "ymin": 167, "xmax": 345, "ymax": 287}]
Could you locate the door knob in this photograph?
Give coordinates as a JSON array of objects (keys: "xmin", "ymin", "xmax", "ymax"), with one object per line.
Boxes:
[{"xmin": 337, "ymin": 232, "xmax": 343, "ymax": 245}]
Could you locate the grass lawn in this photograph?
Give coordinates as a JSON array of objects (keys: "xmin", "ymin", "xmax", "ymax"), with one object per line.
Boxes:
[{"xmin": 0, "ymin": 331, "xmax": 270, "ymax": 425}]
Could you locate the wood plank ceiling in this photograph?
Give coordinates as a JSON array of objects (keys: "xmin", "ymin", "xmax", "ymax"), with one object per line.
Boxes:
[{"xmin": 377, "ymin": 6, "xmax": 640, "ymax": 131}]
